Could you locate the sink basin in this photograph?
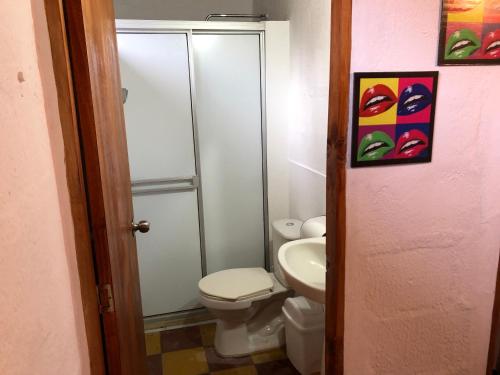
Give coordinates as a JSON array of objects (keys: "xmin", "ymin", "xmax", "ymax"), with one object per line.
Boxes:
[{"xmin": 278, "ymin": 237, "xmax": 326, "ymax": 304}]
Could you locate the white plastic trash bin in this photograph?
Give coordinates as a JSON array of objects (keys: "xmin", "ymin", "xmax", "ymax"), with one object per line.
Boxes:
[{"xmin": 282, "ymin": 296, "xmax": 324, "ymax": 374}]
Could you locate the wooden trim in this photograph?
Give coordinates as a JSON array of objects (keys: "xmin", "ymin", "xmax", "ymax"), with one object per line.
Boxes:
[
  {"xmin": 43, "ymin": 1, "xmax": 106, "ymax": 374},
  {"xmin": 62, "ymin": 1, "xmax": 148, "ymax": 373},
  {"xmin": 325, "ymin": 0, "xmax": 352, "ymax": 374},
  {"xmin": 487, "ymin": 254, "xmax": 500, "ymax": 375}
]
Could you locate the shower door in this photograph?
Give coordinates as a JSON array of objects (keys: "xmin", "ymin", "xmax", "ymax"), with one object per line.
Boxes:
[
  {"xmin": 117, "ymin": 32, "xmax": 204, "ymax": 316},
  {"xmin": 193, "ymin": 33, "xmax": 267, "ymax": 274},
  {"xmin": 117, "ymin": 26, "xmax": 267, "ymax": 317}
]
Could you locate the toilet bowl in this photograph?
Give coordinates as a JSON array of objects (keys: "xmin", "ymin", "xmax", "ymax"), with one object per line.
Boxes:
[
  {"xmin": 199, "ymin": 268, "xmax": 292, "ymax": 356},
  {"xmin": 198, "ymin": 217, "xmax": 325, "ymax": 357}
]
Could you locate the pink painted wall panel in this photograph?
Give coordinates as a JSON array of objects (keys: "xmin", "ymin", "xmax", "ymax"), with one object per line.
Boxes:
[
  {"xmin": 346, "ymin": 0, "xmax": 500, "ymax": 373},
  {"xmin": 0, "ymin": 1, "xmax": 89, "ymax": 374}
]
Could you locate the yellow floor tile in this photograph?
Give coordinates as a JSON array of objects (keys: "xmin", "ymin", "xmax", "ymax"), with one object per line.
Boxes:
[
  {"xmin": 200, "ymin": 323, "xmax": 216, "ymax": 347},
  {"xmin": 210, "ymin": 366, "xmax": 258, "ymax": 375},
  {"xmin": 251, "ymin": 347, "xmax": 287, "ymax": 364},
  {"xmin": 145, "ymin": 332, "xmax": 161, "ymax": 356},
  {"xmin": 162, "ymin": 347, "xmax": 208, "ymax": 375}
]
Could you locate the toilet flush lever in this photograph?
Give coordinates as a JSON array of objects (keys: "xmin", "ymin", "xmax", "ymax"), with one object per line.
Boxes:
[{"xmin": 131, "ymin": 220, "xmax": 150, "ymax": 234}]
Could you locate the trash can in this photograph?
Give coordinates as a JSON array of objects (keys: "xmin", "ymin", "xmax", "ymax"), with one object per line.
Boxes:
[{"xmin": 282, "ymin": 296, "xmax": 324, "ymax": 374}]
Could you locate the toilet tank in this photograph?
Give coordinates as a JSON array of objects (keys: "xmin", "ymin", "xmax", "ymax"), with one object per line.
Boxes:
[
  {"xmin": 272, "ymin": 219, "xmax": 302, "ymax": 286},
  {"xmin": 300, "ymin": 215, "xmax": 326, "ymax": 238}
]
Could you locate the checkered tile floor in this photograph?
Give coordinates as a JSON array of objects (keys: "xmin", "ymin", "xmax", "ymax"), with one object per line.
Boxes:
[{"xmin": 145, "ymin": 323, "xmax": 302, "ymax": 375}]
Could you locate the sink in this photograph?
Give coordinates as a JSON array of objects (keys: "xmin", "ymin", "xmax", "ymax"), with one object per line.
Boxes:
[{"xmin": 278, "ymin": 237, "xmax": 326, "ymax": 304}]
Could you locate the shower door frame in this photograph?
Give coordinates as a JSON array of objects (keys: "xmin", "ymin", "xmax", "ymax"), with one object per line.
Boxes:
[{"xmin": 116, "ymin": 19, "xmax": 271, "ymax": 291}]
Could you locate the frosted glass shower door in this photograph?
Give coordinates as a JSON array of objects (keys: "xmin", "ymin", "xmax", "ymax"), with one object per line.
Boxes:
[
  {"xmin": 117, "ymin": 33, "xmax": 203, "ymax": 316},
  {"xmin": 193, "ymin": 33, "xmax": 266, "ymax": 274}
]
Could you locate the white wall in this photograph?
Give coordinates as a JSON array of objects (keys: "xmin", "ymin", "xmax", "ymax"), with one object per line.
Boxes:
[
  {"xmin": 255, "ymin": 0, "xmax": 331, "ymax": 221},
  {"xmin": 114, "ymin": 0, "xmax": 255, "ymax": 20},
  {"xmin": 0, "ymin": 1, "xmax": 89, "ymax": 374},
  {"xmin": 265, "ymin": 21, "xmax": 291, "ymax": 233}
]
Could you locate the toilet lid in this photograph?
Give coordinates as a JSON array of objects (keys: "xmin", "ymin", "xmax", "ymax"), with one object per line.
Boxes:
[{"xmin": 199, "ymin": 268, "xmax": 273, "ymax": 301}]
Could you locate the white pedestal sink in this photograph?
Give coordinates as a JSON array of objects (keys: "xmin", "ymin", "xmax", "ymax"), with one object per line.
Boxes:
[
  {"xmin": 277, "ymin": 237, "xmax": 326, "ymax": 304},
  {"xmin": 278, "ymin": 237, "xmax": 327, "ymax": 375}
]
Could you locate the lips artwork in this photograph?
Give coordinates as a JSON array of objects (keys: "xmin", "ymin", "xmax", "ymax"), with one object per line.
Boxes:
[
  {"xmin": 359, "ymin": 84, "xmax": 397, "ymax": 117},
  {"xmin": 357, "ymin": 131, "xmax": 395, "ymax": 161},
  {"xmin": 397, "ymin": 84, "xmax": 433, "ymax": 116},
  {"xmin": 482, "ymin": 29, "xmax": 500, "ymax": 58},
  {"xmin": 352, "ymin": 72, "xmax": 438, "ymax": 168},
  {"xmin": 445, "ymin": 28, "xmax": 481, "ymax": 59},
  {"xmin": 396, "ymin": 130, "xmax": 429, "ymax": 159},
  {"xmin": 439, "ymin": 0, "xmax": 500, "ymax": 64}
]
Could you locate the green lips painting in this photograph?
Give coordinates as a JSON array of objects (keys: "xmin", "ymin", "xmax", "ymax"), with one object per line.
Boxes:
[
  {"xmin": 445, "ymin": 28, "xmax": 481, "ymax": 59},
  {"xmin": 357, "ymin": 131, "xmax": 395, "ymax": 161}
]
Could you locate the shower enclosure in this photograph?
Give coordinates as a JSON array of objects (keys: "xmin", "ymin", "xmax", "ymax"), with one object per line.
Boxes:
[{"xmin": 116, "ymin": 21, "xmax": 268, "ymax": 317}]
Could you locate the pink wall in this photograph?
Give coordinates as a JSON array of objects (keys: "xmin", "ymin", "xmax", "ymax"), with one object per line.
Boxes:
[
  {"xmin": 0, "ymin": 1, "xmax": 89, "ymax": 374},
  {"xmin": 345, "ymin": 0, "xmax": 500, "ymax": 373}
]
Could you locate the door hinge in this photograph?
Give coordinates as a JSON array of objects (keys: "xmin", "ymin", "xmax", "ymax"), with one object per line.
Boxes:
[{"xmin": 97, "ymin": 284, "xmax": 115, "ymax": 313}]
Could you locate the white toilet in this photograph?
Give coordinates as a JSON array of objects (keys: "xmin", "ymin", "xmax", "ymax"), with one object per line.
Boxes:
[{"xmin": 198, "ymin": 217, "xmax": 324, "ymax": 357}]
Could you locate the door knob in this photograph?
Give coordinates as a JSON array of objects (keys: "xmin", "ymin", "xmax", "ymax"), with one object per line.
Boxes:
[{"xmin": 132, "ymin": 220, "xmax": 150, "ymax": 234}]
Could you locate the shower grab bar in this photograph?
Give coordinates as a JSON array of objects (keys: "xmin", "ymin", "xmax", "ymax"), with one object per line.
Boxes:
[
  {"xmin": 132, "ymin": 186, "xmax": 196, "ymax": 196},
  {"xmin": 205, "ymin": 14, "xmax": 268, "ymax": 21},
  {"xmin": 131, "ymin": 176, "xmax": 199, "ymax": 195},
  {"xmin": 132, "ymin": 176, "xmax": 197, "ymax": 187}
]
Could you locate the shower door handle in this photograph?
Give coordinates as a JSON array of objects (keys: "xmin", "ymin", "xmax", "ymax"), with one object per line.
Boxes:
[{"xmin": 131, "ymin": 220, "xmax": 150, "ymax": 234}]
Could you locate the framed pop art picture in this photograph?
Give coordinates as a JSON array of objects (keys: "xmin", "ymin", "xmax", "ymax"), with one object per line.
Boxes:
[
  {"xmin": 438, "ymin": 0, "xmax": 500, "ymax": 65},
  {"xmin": 351, "ymin": 72, "xmax": 439, "ymax": 168}
]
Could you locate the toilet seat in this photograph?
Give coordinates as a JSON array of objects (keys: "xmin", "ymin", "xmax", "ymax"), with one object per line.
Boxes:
[
  {"xmin": 199, "ymin": 268, "xmax": 273, "ymax": 301},
  {"xmin": 199, "ymin": 269, "xmax": 289, "ymax": 311}
]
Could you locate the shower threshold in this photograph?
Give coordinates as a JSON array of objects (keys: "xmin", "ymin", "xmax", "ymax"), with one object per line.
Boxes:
[{"xmin": 144, "ymin": 307, "xmax": 215, "ymax": 333}]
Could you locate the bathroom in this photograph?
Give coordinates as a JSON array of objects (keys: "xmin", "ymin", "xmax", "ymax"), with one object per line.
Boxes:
[
  {"xmin": 110, "ymin": 0, "xmax": 500, "ymax": 373},
  {"xmin": 4, "ymin": 0, "xmax": 500, "ymax": 375},
  {"xmin": 114, "ymin": 1, "xmax": 329, "ymax": 374}
]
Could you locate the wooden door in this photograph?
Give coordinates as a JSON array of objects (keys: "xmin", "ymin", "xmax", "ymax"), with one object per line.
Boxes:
[{"xmin": 62, "ymin": 0, "xmax": 147, "ymax": 374}]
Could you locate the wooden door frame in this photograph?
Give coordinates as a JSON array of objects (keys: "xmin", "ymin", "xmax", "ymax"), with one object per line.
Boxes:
[
  {"xmin": 487, "ymin": 253, "xmax": 500, "ymax": 375},
  {"xmin": 43, "ymin": 0, "xmax": 352, "ymax": 373},
  {"xmin": 325, "ymin": 0, "xmax": 352, "ymax": 374},
  {"xmin": 43, "ymin": 0, "xmax": 106, "ymax": 373}
]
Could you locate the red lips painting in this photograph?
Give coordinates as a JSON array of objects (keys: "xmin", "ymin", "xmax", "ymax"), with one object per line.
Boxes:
[
  {"xmin": 482, "ymin": 29, "xmax": 500, "ymax": 58},
  {"xmin": 359, "ymin": 84, "xmax": 397, "ymax": 117},
  {"xmin": 396, "ymin": 130, "xmax": 429, "ymax": 159}
]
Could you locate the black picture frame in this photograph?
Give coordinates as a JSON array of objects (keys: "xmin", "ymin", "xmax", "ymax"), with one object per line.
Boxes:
[
  {"xmin": 351, "ymin": 71, "xmax": 439, "ymax": 168},
  {"xmin": 438, "ymin": 0, "xmax": 500, "ymax": 66}
]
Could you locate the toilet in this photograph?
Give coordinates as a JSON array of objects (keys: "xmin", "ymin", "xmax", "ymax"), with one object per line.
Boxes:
[{"xmin": 198, "ymin": 217, "xmax": 325, "ymax": 357}]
